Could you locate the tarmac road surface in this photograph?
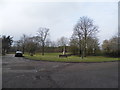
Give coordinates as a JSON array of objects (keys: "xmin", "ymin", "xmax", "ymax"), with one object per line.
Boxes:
[{"xmin": 2, "ymin": 54, "xmax": 118, "ymax": 88}]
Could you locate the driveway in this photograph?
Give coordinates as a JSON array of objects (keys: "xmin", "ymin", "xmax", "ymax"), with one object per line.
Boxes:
[{"xmin": 2, "ymin": 54, "xmax": 118, "ymax": 88}]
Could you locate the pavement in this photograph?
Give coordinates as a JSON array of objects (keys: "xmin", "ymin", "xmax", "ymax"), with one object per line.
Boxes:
[{"xmin": 2, "ymin": 54, "xmax": 118, "ymax": 88}]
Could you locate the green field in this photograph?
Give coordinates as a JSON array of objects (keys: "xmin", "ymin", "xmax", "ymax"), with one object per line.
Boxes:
[{"xmin": 24, "ymin": 53, "xmax": 119, "ymax": 63}]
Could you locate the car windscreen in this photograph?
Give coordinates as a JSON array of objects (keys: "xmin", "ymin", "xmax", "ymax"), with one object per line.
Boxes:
[{"xmin": 16, "ymin": 51, "xmax": 22, "ymax": 53}]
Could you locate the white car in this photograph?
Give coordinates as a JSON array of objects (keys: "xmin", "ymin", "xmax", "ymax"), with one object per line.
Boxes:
[{"xmin": 15, "ymin": 51, "xmax": 23, "ymax": 57}]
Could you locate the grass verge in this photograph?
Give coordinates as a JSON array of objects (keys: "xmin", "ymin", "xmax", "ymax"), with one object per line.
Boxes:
[{"xmin": 24, "ymin": 53, "xmax": 119, "ymax": 63}]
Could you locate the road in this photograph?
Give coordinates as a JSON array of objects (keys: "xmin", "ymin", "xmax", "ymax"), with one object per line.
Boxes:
[{"xmin": 2, "ymin": 54, "xmax": 118, "ymax": 88}]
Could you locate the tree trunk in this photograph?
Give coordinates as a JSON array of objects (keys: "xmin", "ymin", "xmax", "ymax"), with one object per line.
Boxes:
[
  {"xmin": 84, "ymin": 44, "xmax": 87, "ymax": 57},
  {"xmin": 84, "ymin": 27, "xmax": 87, "ymax": 57},
  {"xmin": 81, "ymin": 45, "xmax": 84, "ymax": 59},
  {"xmin": 79, "ymin": 43, "xmax": 81, "ymax": 57},
  {"xmin": 22, "ymin": 46, "xmax": 24, "ymax": 54},
  {"xmin": 42, "ymin": 42, "xmax": 44, "ymax": 56},
  {"xmin": 78, "ymin": 36, "xmax": 81, "ymax": 57}
]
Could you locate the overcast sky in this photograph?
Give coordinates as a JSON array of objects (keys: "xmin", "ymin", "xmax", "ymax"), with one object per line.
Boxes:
[{"xmin": 0, "ymin": 0, "xmax": 118, "ymax": 44}]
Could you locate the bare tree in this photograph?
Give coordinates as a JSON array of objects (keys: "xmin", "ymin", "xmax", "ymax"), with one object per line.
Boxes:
[
  {"xmin": 25, "ymin": 37, "xmax": 38, "ymax": 56},
  {"xmin": 102, "ymin": 36, "xmax": 119, "ymax": 57},
  {"xmin": 37, "ymin": 27, "xmax": 49, "ymax": 55},
  {"xmin": 49, "ymin": 41, "xmax": 58, "ymax": 47},
  {"xmin": 86, "ymin": 36, "xmax": 100, "ymax": 55},
  {"xmin": 2, "ymin": 35, "xmax": 13, "ymax": 55},
  {"xmin": 70, "ymin": 34, "xmax": 81, "ymax": 56},
  {"xmin": 19, "ymin": 34, "xmax": 27, "ymax": 54},
  {"xmin": 73, "ymin": 16, "xmax": 98, "ymax": 58}
]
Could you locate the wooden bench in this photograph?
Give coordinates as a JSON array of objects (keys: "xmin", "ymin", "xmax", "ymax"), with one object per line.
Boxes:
[{"xmin": 59, "ymin": 55, "xmax": 68, "ymax": 58}]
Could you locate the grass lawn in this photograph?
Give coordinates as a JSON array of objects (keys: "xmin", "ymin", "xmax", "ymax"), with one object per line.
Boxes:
[{"xmin": 24, "ymin": 53, "xmax": 119, "ymax": 63}]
